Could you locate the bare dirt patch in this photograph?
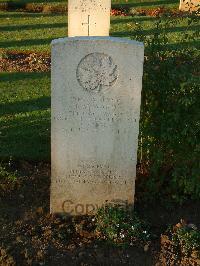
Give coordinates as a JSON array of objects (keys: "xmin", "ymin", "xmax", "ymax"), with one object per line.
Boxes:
[{"xmin": 0, "ymin": 51, "xmax": 50, "ymax": 72}]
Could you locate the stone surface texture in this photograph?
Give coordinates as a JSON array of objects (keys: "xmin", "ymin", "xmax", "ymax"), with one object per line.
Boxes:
[
  {"xmin": 68, "ymin": 0, "xmax": 111, "ymax": 37},
  {"xmin": 76, "ymin": 52, "xmax": 118, "ymax": 91},
  {"xmin": 51, "ymin": 37, "xmax": 144, "ymax": 215},
  {"xmin": 179, "ymin": 0, "xmax": 199, "ymax": 12}
]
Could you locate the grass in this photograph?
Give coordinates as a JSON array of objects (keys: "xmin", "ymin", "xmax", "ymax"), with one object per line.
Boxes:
[
  {"xmin": 0, "ymin": 12, "xmax": 199, "ymax": 52},
  {"xmin": 0, "ymin": 0, "xmax": 179, "ymax": 10},
  {"xmin": 112, "ymin": 0, "xmax": 179, "ymax": 9},
  {"xmin": 0, "ymin": 72, "xmax": 50, "ymax": 161}
]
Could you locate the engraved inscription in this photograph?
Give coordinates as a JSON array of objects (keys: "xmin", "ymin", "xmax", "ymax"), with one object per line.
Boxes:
[
  {"xmin": 76, "ymin": 53, "xmax": 118, "ymax": 92},
  {"xmin": 52, "ymin": 163, "xmax": 134, "ymax": 186},
  {"xmin": 73, "ymin": 0, "xmax": 111, "ymax": 11},
  {"xmin": 179, "ymin": 0, "xmax": 200, "ymax": 11}
]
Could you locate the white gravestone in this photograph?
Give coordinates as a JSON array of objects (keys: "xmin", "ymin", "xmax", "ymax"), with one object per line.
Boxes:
[
  {"xmin": 179, "ymin": 0, "xmax": 199, "ymax": 12},
  {"xmin": 51, "ymin": 37, "xmax": 144, "ymax": 215},
  {"xmin": 68, "ymin": 0, "xmax": 111, "ymax": 37}
]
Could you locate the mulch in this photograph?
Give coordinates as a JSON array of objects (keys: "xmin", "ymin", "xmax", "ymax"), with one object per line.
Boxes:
[{"xmin": 0, "ymin": 51, "xmax": 51, "ymax": 72}]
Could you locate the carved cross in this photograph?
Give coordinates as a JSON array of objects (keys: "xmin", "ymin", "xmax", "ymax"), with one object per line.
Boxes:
[
  {"xmin": 82, "ymin": 15, "xmax": 90, "ymax": 36},
  {"xmin": 68, "ymin": 0, "xmax": 111, "ymax": 37}
]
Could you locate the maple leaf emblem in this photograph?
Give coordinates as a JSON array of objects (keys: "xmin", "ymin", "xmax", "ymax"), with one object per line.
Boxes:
[{"xmin": 77, "ymin": 53, "xmax": 118, "ymax": 91}]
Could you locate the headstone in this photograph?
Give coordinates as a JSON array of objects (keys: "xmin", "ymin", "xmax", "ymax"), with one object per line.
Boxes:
[
  {"xmin": 51, "ymin": 37, "xmax": 144, "ymax": 215},
  {"xmin": 179, "ymin": 0, "xmax": 199, "ymax": 12},
  {"xmin": 68, "ymin": 0, "xmax": 111, "ymax": 37}
]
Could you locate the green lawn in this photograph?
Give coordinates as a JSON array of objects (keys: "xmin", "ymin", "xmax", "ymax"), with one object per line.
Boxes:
[
  {"xmin": 0, "ymin": 0, "xmax": 179, "ymax": 9},
  {"xmin": 112, "ymin": 0, "xmax": 179, "ymax": 9},
  {"xmin": 0, "ymin": 12, "xmax": 199, "ymax": 52},
  {"xmin": 0, "ymin": 72, "xmax": 50, "ymax": 161}
]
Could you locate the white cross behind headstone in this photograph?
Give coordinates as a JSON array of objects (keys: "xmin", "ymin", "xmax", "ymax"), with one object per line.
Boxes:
[
  {"xmin": 179, "ymin": 0, "xmax": 200, "ymax": 12},
  {"xmin": 68, "ymin": 0, "xmax": 111, "ymax": 37}
]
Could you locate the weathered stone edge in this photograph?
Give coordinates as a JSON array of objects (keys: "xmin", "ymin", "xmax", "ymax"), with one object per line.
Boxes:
[{"xmin": 51, "ymin": 36, "xmax": 144, "ymax": 48}]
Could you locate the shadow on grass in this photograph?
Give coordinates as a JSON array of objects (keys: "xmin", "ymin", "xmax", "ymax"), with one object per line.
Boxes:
[
  {"xmin": 0, "ymin": 72, "xmax": 48, "ymax": 81},
  {"xmin": 0, "ymin": 72, "xmax": 50, "ymax": 161},
  {"xmin": 114, "ymin": 34, "xmax": 200, "ymax": 50},
  {"xmin": 0, "ymin": 12, "xmax": 64, "ymax": 18},
  {"xmin": 0, "ymin": 37, "xmax": 55, "ymax": 48},
  {"xmin": 0, "ymin": 108, "xmax": 50, "ymax": 162},
  {"xmin": 111, "ymin": 16, "xmax": 158, "ymax": 24},
  {"xmin": 0, "ymin": 96, "xmax": 50, "ymax": 116},
  {"xmin": 0, "ymin": 22, "xmax": 67, "ymax": 31},
  {"xmin": 112, "ymin": 24, "xmax": 199, "ymax": 36},
  {"xmin": 112, "ymin": 0, "xmax": 178, "ymax": 9},
  {"xmin": 159, "ymin": 40, "xmax": 200, "ymax": 50}
]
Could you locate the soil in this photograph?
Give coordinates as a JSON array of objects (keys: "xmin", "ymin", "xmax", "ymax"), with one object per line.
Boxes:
[
  {"xmin": 0, "ymin": 51, "xmax": 50, "ymax": 73},
  {"xmin": 1, "ymin": 161, "xmax": 200, "ymax": 265}
]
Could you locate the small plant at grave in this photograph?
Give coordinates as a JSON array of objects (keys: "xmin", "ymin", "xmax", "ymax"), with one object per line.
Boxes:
[
  {"xmin": 0, "ymin": 162, "xmax": 19, "ymax": 197},
  {"xmin": 171, "ymin": 222, "xmax": 200, "ymax": 257},
  {"xmin": 95, "ymin": 205, "xmax": 151, "ymax": 246},
  {"xmin": 160, "ymin": 220, "xmax": 200, "ymax": 265}
]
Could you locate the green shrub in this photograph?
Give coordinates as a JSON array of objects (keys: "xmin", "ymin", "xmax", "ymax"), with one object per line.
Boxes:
[{"xmin": 133, "ymin": 17, "xmax": 200, "ymax": 203}]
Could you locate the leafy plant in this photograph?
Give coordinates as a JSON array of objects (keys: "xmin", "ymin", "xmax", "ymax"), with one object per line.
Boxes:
[
  {"xmin": 0, "ymin": 163, "xmax": 17, "ymax": 182},
  {"xmin": 132, "ymin": 16, "xmax": 200, "ymax": 203},
  {"xmin": 169, "ymin": 221, "xmax": 200, "ymax": 258},
  {"xmin": 95, "ymin": 205, "xmax": 151, "ymax": 246},
  {"xmin": 0, "ymin": 162, "xmax": 19, "ymax": 196}
]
